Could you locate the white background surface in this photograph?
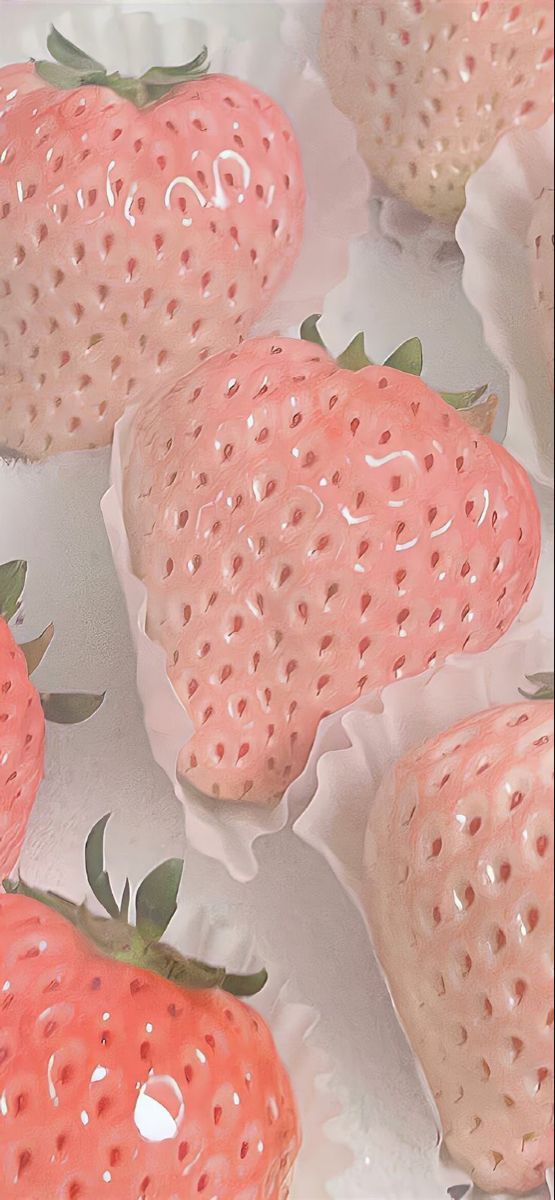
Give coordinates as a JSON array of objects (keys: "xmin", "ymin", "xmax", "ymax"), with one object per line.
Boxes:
[{"xmin": 0, "ymin": 4, "xmax": 552, "ymax": 1198}]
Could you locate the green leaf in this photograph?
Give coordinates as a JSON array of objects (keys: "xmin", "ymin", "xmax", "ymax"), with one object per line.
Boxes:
[
  {"xmin": 519, "ymin": 672, "xmax": 555, "ymax": 701},
  {"xmin": 135, "ymin": 859, "xmax": 184, "ymax": 944},
  {"xmin": 34, "ymin": 60, "xmax": 105, "ymax": 90},
  {"xmin": 299, "ymin": 314, "xmax": 326, "ymax": 351},
  {"xmin": 336, "ymin": 332, "xmax": 372, "ymax": 372},
  {"xmin": 46, "ymin": 25, "xmax": 104, "ymax": 73},
  {"xmin": 119, "ymin": 877, "xmax": 131, "ymax": 923},
  {"xmin": 441, "ymin": 384, "xmax": 488, "ymax": 411},
  {"xmin": 0, "ymin": 560, "xmax": 27, "ymax": 622},
  {"xmin": 140, "ymin": 48, "xmax": 209, "ymax": 85},
  {"xmin": 20, "ymin": 624, "xmax": 54, "ymax": 677},
  {"xmin": 222, "ymin": 968, "xmax": 269, "ymax": 997},
  {"xmin": 384, "ymin": 337, "xmax": 423, "ymax": 377},
  {"xmin": 85, "ymin": 814, "xmax": 120, "ymax": 919},
  {"xmin": 40, "ymin": 691, "xmax": 105, "ymax": 724}
]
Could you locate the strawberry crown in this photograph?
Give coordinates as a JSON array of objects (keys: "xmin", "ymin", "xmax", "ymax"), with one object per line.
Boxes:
[
  {"xmin": 34, "ymin": 26, "xmax": 209, "ymax": 108},
  {"xmin": 519, "ymin": 673, "xmax": 554, "ymax": 701},
  {"xmin": 4, "ymin": 815, "xmax": 268, "ymax": 998},
  {"xmin": 300, "ymin": 315, "xmax": 499, "ymax": 435},
  {"xmin": 0, "ymin": 558, "xmax": 104, "ymax": 724}
]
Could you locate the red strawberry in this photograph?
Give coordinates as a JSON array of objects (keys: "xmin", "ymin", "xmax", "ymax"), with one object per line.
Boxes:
[
  {"xmin": 364, "ymin": 684, "xmax": 554, "ymax": 1194},
  {"xmin": 0, "ymin": 28, "xmax": 304, "ymax": 458},
  {"xmin": 0, "ymin": 817, "xmax": 300, "ymax": 1199},
  {"xmin": 122, "ymin": 321, "xmax": 540, "ymax": 805},
  {"xmin": 0, "ymin": 560, "xmax": 103, "ymax": 879}
]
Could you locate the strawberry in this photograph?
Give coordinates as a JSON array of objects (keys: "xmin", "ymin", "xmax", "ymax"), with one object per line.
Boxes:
[
  {"xmin": 0, "ymin": 816, "xmax": 300, "ymax": 1199},
  {"xmin": 122, "ymin": 319, "xmax": 540, "ymax": 805},
  {"xmin": 529, "ymin": 186, "xmax": 554, "ymax": 390},
  {"xmin": 0, "ymin": 560, "xmax": 103, "ymax": 880},
  {"xmin": 0, "ymin": 27, "xmax": 304, "ymax": 459},
  {"xmin": 320, "ymin": 0, "xmax": 554, "ymax": 222},
  {"xmin": 363, "ymin": 681, "xmax": 554, "ymax": 1194}
]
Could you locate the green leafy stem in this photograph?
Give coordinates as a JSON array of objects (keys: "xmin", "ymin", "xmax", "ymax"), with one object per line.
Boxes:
[
  {"xmin": 34, "ymin": 26, "xmax": 209, "ymax": 107},
  {"xmin": 4, "ymin": 815, "xmax": 267, "ymax": 998},
  {"xmin": 300, "ymin": 315, "xmax": 496, "ymax": 431},
  {"xmin": 0, "ymin": 559, "xmax": 104, "ymax": 723}
]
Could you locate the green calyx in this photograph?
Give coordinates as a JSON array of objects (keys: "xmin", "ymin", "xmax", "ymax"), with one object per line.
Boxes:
[
  {"xmin": 300, "ymin": 315, "xmax": 497, "ymax": 432},
  {"xmin": 519, "ymin": 673, "xmax": 555, "ymax": 702},
  {"xmin": 34, "ymin": 26, "xmax": 209, "ymax": 107},
  {"xmin": 3, "ymin": 816, "xmax": 267, "ymax": 999},
  {"xmin": 0, "ymin": 558, "xmax": 104, "ymax": 724}
]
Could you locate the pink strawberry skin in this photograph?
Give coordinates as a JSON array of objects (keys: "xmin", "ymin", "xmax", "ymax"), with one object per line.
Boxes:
[
  {"xmin": 364, "ymin": 701, "xmax": 554, "ymax": 1195},
  {"xmin": 0, "ymin": 892, "xmax": 299, "ymax": 1199},
  {"xmin": 320, "ymin": 0, "xmax": 554, "ymax": 222},
  {"xmin": 124, "ymin": 337, "xmax": 541, "ymax": 806},
  {"xmin": 0, "ymin": 618, "xmax": 45, "ymax": 879},
  {"xmin": 529, "ymin": 187, "xmax": 554, "ymax": 391},
  {"xmin": 0, "ymin": 68, "xmax": 304, "ymax": 458}
]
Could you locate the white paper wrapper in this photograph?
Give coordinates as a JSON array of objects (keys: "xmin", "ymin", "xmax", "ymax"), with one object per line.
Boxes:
[
  {"xmin": 163, "ymin": 904, "xmax": 351, "ymax": 1199},
  {"xmin": 292, "ymin": 621, "xmax": 554, "ymax": 1200},
  {"xmin": 458, "ymin": 118, "xmax": 555, "ymax": 488}
]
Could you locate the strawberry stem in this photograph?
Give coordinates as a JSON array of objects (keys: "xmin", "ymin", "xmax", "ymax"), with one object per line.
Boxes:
[
  {"xmin": 519, "ymin": 673, "xmax": 555, "ymax": 701},
  {"xmin": 3, "ymin": 816, "xmax": 268, "ymax": 998},
  {"xmin": 35, "ymin": 26, "xmax": 209, "ymax": 107},
  {"xmin": 299, "ymin": 315, "xmax": 496, "ymax": 430},
  {"xmin": 0, "ymin": 560, "xmax": 27, "ymax": 623}
]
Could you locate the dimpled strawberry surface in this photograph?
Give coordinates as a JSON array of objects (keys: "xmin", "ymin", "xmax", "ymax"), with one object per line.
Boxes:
[
  {"xmin": 320, "ymin": 0, "xmax": 554, "ymax": 222},
  {"xmin": 0, "ymin": 893, "xmax": 299, "ymax": 1200},
  {"xmin": 364, "ymin": 701, "xmax": 554, "ymax": 1195},
  {"xmin": 123, "ymin": 336, "xmax": 541, "ymax": 805},
  {"xmin": 0, "ymin": 64, "xmax": 304, "ymax": 457},
  {"xmin": 0, "ymin": 618, "xmax": 44, "ymax": 879},
  {"xmin": 529, "ymin": 187, "xmax": 554, "ymax": 391}
]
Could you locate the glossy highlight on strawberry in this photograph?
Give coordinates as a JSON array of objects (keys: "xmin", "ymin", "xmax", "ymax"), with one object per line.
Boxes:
[
  {"xmin": 0, "ymin": 818, "xmax": 300, "ymax": 1199},
  {"xmin": 123, "ymin": 331, "xmax": 540, "ymax": 806},
  {"xmin": 364, "ymin": 699, "xmax": 554, "ymax": 1194},
  {"xmin": 0, "ymin": 30, "xmax": 304, "ymax": 458}
]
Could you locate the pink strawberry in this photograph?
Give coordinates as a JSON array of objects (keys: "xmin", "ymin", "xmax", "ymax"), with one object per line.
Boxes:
[
  {"xmin": 0, "ymin": 818, "xmax": 300, "ymax": 1199},
  {"xmin": 0, "ymin": 560, "xmax": 103, "ymax": 879},
  {"xmin": 123, "ymin": 322, "xmax": 540, "ymax": 805},
  {"xmin": 363, "ymin": 690, "xmax": 554, "ymax": 1195},
  {"xmin": 320, "ymin": 0, "xmax": 554, "ymax": 222},
  {"xmin": 529, "ymin": 186, "xmax": 554, "ymax": 389},
  {"xmin": 0, "ymin": 28, "xmax": 304, "ymax": 458}
]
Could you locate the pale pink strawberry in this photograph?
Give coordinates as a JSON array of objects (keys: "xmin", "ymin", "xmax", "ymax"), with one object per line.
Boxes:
[
  {"xmin": 364, "ymin": 699, "xmax": 554, "ymax": 1194},
  {"xmin": 123, "ymin": 334, "xmax": 540, "ymax": 805},
  {"xmin": 0, "ymin": 33, "xmax": 304, "ymax": 458},
  {"xmin": 529, "ymin": 187, "xmax": 554, "ymax": 389},
  {"xmin": 320, "ymin": 0, "xmax": 554, "ymax": 222}
]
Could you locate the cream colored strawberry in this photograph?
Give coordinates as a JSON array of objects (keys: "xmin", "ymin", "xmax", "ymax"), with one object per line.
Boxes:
[
  {"xmin": 364, "ymin": 698, "xmax": 554, "ymax": 1194},
  {"xmin": 529, "ymin": 187, "xmax": 554, "ymax": 389},
  {"xmin": 320, "ymin": 0, "xmax": 554, "ymax": 222}
]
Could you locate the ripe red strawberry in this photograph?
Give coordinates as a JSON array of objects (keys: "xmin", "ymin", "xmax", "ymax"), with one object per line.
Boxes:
[
  {"xmin": 0, "ymin": 560, "xmax": 103, "ymax": 879},
  {"xmin": 123, "ymin": 321, "xmax": 540, "ymax": 805},
  {"xmin": 0, "ymin": 28, "xmax": 304, "ymax": 458},
  {"xmin": 364, "ymin": 686, "xmax": 554, "ymax": 1194},
  {"xmin": 0, "ymin": 817, "xmax": 300, "ymax": 1199},
  {"xmin": 320, "ymin": 0, "xmax": 554, "ymax": 222}
]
